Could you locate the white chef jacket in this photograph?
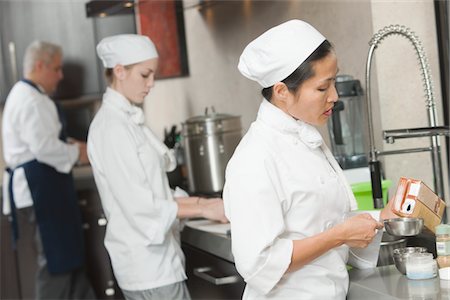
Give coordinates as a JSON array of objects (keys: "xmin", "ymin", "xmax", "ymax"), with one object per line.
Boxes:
[
  {"xmin": 2, "ymin": 81, "xmax": 79, "ymax": 214},
  {"xmin": 87, "ymin": 87, "xmax": 186, "ymax": 291},
  {"xmin": 223, "ymin": 99, "xmax": 380, "ymax": 299}
]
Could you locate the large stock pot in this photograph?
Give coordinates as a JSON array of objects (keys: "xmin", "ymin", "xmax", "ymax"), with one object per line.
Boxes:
[{"xmin": 182, "ymin": 108, "xmax": 242, "ymax": 194}]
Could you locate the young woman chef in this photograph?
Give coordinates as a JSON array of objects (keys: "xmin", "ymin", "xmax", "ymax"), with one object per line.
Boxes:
[
  {"xmin": 87, "ymin": 34, "xmax": 228, "ymax": 300},
  {"xmin": 223, "ymin": 20, "xmax": 397, "ymax": 299}
]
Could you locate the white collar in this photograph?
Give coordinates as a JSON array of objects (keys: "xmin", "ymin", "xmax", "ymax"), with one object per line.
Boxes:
[
  {"xmin": 103, "ymin": 87, "xmax": 145, "ymax": 125},
  {"xmin": 257, "ymin": 99, "xmax": 323, "ymax": 149}
]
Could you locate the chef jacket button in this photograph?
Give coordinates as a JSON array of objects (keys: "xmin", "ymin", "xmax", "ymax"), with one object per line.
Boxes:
[
  {"xmin": 319, "ymin": 176, "xmax": 325, "ymax": 184},
  {"xmin": 339, "ymin": 265, "xmax": 346, "ymax": 271},
  {"xmin": 293, "ymin": 138, "xmax": 298, "ymax": 145},
  {"xmin": 325, "ymin": 221, "xmax": 333, "ymax": 229}
]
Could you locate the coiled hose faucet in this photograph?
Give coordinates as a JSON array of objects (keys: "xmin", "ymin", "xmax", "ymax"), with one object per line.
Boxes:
[{"xmin": 365, "ymin": 24, "xmax": 446, "ymax": 209}]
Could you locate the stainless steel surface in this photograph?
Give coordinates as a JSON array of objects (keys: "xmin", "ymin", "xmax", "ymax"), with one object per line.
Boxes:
[
  {"xmin": 364, "ymin": 24, "xmax": 446, "ymax": 207},
  {"xmin": 377, "ymin": 146, "xmax": 432, "ymax": 156},
  {"xmin": 182, "ymin": 109, "xmax": 242, "ymax": 194},
  {"xmin": 181, "ymin": 224, "xmax": 234, "ymax": 262},
  {"xmin": 8, "ymin": 42, "xmax": 18, "ymax": 83},
  {"xmin": 0, "ymin": 1, "xmax": 137, "ymax": 102},
  {"xmin": 193, "ymin": 267, "xmax": 240, "ymax": 285},
  {"xmin": 348, "ymin": 265, "xmax": 450, "ymax": 299},
  {"xmin": 384, "ymin": 218, "xmax": 424, "ymax": 237},
  {"xmin": 384, "ymin": 126, "xmax": 450, "ymax": 142},
  {"xmin": 392, "ymin": 247, "xmax": 429, "ymax": 275}
]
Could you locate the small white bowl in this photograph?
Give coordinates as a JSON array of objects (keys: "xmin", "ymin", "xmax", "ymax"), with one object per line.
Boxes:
[{"xmin": 439, "ymin": 267, "xmax": 450, "ymax": 280}]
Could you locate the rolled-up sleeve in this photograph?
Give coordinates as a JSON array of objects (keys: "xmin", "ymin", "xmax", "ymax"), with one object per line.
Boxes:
[
  {"xmin": 223, "ymin": 150, "xmax": 292, "ymax": 295},
  {"xmin": 89, "ymin": 122, "xmax": 177, "ymax": 245},
  {"xmin": 20, "ymin": 100, "xmax": 78, "ymax": 173}
]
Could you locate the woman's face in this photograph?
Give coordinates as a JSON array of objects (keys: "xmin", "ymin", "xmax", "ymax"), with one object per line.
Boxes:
[
  {"xmin": 285, "ymin": 52, "xmax": 339, "ymax": 126},
  {"xmin": 120, "ymin": 58, "xmax": 158, "ymax": 104}
]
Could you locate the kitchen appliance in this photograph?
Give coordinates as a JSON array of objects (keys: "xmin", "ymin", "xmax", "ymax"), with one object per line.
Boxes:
[
  {"xmin": 182, "ymin": 107, "xmax": 242, "ymax": 194},
  {"xmin": 364, "ymin": 25, "xmax": 450, "ymax": 210},
  {"xmin": 327, "ymin": 75, "xmax": 368, "ymax": 170}
]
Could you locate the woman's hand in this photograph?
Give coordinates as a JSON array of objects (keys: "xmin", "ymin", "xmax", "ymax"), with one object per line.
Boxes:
[
  {"xmin": 335, "ymin": 213, "xmax": 383, "ymax": 248},
  {"xmin": 379, "ymin": 197, "xmax": 398, "ymax": 221},
  {"xmin": 199, "ymin": 198, "xmax": 229, "ymax": 223}
]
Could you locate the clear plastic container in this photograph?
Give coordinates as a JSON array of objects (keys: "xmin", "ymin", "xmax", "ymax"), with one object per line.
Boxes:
[
  {"xmin": 406, "ymin": 253, "xmax": 437, "ymax": 280},
  {"xmin": 436, "ymin": 224, "xmax": 450, "ymax": 269}
]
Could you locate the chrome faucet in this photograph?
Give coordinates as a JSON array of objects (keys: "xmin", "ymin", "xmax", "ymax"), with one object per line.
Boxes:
[{"xmin": 365, "ymin": 24, "xmax": 448, "ymax": 209}]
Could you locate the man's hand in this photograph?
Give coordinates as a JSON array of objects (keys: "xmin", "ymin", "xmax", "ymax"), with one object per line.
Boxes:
[{"xmin": 68, "ymin": 138, "xmax": 89, "ymax": 165}]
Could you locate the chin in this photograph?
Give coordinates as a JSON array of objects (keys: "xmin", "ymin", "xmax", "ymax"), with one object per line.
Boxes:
[{"xmin": 131, "ymin": 97, "xmax": 145, "ymax": 105}]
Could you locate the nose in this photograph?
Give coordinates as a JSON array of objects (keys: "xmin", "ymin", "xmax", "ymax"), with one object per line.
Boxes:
[
  {"xmin": 146, "ymin": 75, "xmax": 155, "ymax": 88},
  {"xmin": 329, "ymin": 84, "xmax": 339, "ymax": 102}
]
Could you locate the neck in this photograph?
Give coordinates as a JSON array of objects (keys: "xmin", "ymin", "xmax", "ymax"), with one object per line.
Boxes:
[
  {"xmin": 271, "ymin": 97, "xmax": 289, "ymax": 115},
  {"xmin": 25, "ymin": 73, "xmax": 47, "ymax": 94},
  {"xmin": 110, "ymin": 82, "xmax": 132, "ymax": 104}
]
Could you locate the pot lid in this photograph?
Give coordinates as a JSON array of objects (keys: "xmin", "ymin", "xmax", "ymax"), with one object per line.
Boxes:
[{"xmin": 185, "ymin": 106, "xmax": 239, "ymax": 123}]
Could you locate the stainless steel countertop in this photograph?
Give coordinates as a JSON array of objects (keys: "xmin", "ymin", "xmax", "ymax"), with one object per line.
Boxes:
[
  {"xmin": 181, "ymin": 224, "xmax": 234, "ymax": 263},
  {"xmin": 349, "ymin": 265, "xmax": 450, "ymax": 299},
  {"xmin": 181, "ymin": 226, "xmax": 450, "ymax": 299}
]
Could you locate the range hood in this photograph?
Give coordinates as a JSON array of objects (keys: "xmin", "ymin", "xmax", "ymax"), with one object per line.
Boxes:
[{"xmin": 85, "ymin": 0, "xmax": 135, "ymax": 18}]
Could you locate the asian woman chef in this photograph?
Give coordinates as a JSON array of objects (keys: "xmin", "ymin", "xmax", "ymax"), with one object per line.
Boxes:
[
  {"xmin": 87, "ymin": 34, "xmax": 227, "ymax": 300},
  {"xmin": 223, "ymin": 20, "xmax": 397, "ymax": 299}
]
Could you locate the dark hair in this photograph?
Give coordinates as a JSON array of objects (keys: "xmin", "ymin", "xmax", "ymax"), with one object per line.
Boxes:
[{"xmin": 261, "ymin": 40, "xmax": 334, "ymax": 100}]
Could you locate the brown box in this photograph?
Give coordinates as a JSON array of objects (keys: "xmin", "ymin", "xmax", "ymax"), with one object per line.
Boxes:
[{"xmin": 392, "ymin": 177, "xmax": 446, "ymax": 233}]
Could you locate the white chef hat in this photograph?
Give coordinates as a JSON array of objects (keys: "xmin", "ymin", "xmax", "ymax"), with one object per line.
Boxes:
[
  {"xmin": 96, "ymin": 34, "xmax": 158, "ymax": 68},
  {"xmin": 238, "ymin": 19, "xmax": 326, "ymax": 88}
]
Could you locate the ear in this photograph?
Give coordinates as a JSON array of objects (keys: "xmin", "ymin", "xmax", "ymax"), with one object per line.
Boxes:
[
  {"xmin": 113, "ymin": 65, "xmax": 127, "ymax": 81},
  {"xmin": 34, "ymin": 60, "xmax": 45, "ymax": 72},
  {"xmin": 272, "ymin": 82, "xmax": 290, "ymax": 102}
]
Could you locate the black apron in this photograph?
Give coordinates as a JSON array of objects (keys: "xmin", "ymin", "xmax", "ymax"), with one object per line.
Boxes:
[{"xmin": 6, "ymin": 79, "xmax": 84, "ymax": 274}]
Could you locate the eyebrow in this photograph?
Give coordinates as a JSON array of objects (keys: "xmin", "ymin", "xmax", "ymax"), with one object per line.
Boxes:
[{"xmin": 320, "ymin": 68, "xmax": 339, "ymax": 83}]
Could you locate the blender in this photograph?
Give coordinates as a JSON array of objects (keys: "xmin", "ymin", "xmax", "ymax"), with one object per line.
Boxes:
[{"xmin": 327, "ymin": 75, "xmax": 368, "ymax": 170}]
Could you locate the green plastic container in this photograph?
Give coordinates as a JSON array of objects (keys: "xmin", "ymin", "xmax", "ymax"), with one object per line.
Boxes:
[{"xmin": 351, "ymin": 180, "xmax": 392, "ymax": 210}]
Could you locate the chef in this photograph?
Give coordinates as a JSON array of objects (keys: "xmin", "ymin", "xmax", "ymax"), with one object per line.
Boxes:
[
  {"xmin": 223, "ymin": 19, "xmax": 397, "ymax": 299},
  {"xmin": 87, "ymin": 34, "xmax": 227, "ymax": 300},
  {"xmin": 2, "ymin": 40, "xmax": 94, "ymax": 299}
]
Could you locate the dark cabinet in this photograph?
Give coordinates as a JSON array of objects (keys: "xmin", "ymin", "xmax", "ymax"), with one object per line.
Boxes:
[
  {"xmin": 78, "ymin": 189, "xmax": 123, "ymax": 300},
  {"xmin": 0, "ymin": 206, "xmax": 38, "ymax": 299},
  {"xmin": 182, "ymin": 243, "xmax": 245, "ymax": 300},
  {"xmin": 0, "ymin": 184, "xmax": 123, "ymax": 300}
]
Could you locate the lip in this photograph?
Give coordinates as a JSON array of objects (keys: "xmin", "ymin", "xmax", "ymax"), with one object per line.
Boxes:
[{"xmin": 323, "ymin": 108, "xmax": 333, "ymax": 116}]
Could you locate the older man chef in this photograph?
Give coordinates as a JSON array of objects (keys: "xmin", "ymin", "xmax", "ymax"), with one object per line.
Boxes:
[
  {"xmin": 223, "ymin": 20, "xmax": 397, "ymax": 299},
  {"xmin": 2, "ymin": 41, "xmax": 94, "ymax": 299}
]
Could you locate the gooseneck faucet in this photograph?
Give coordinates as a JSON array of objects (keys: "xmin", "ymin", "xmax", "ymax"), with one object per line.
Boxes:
[{"xmin": 365, "ymin": 24, "xmax": 447, "ymax": 209}]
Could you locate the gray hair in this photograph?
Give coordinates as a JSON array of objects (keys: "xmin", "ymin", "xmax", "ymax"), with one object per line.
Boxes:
[{"xmin": 23, "ymin": 41, "xmax": 62, "ymax": 75}]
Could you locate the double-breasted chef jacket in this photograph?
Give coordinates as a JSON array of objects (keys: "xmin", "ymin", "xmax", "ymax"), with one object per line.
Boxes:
[
  {"xmin": 2, "ymin": 80, "xmax": 84, "ymax": 274},
  {"xmin": 87, "ymin": 87, "xmax": 185, "ymax": 291},
  {"xmin": 223, "ymin": 99, "xmax": 380, "ymax": 299}
]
